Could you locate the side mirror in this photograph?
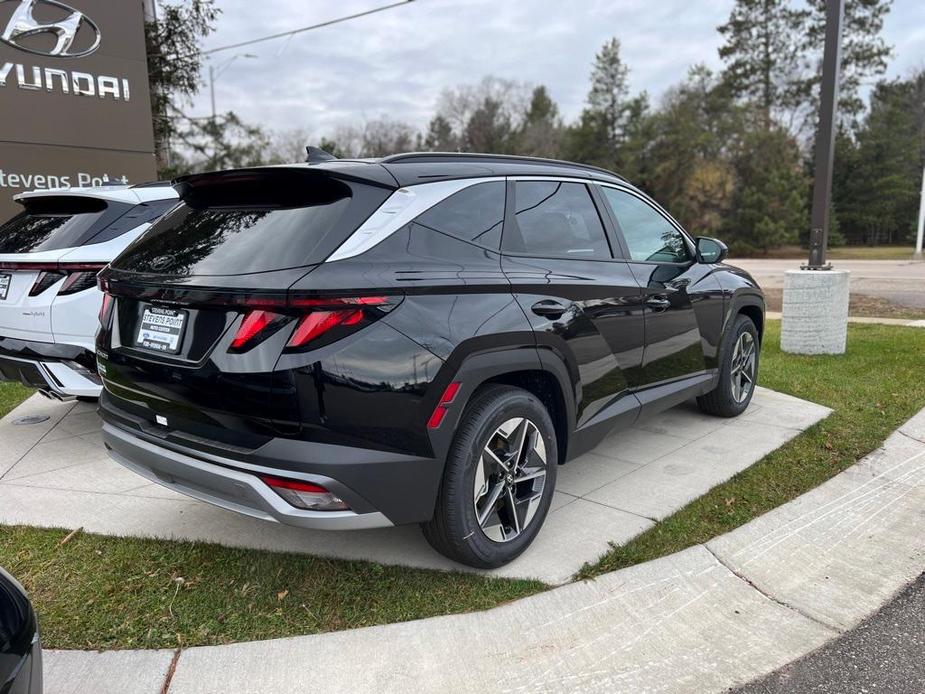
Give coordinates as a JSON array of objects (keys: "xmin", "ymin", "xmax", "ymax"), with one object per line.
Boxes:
[{"xmin": 696, "ymin": 237, "xmax": 728, "ymax": 264}]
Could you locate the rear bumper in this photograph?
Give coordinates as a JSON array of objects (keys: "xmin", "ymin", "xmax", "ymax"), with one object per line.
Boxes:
[
  {"xmin": 0, "ymin": 337, "xmax": 100, "ymax": 398},
  {"xmin": 101, "ymin": 418, "xmax": 441, "ymax": 529}
]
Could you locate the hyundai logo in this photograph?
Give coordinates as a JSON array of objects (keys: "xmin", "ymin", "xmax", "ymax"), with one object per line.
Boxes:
[
  {"xmin": 149, "ymin": 256, "xmax": 173, "ymax": 271},
  {"xmin": 0, "ymin": 0, "xmax": 101, "ymax": 58}
]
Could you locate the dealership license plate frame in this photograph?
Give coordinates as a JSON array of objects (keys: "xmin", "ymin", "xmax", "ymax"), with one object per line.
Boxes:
[
  {"xmin": 0, "ymin": 273, "xmax": 10, "ymax": 301},
  {"xmin": 135, "ymin": 305, "xmax": 188, "ymax": 354}
]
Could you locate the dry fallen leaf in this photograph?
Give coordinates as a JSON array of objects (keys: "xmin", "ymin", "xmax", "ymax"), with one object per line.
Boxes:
[
  {"xmin": 60, "ymin": 527, "xmax": 83, "ymax": 545},
  {"xmin": 277, "ymin": 590, "xmax": 289, "ymax": 601}
]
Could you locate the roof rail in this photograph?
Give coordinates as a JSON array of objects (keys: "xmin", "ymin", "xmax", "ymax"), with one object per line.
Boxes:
[
  {"xmin": 380, "ymin": 152, "xmax": 625, "ymax": 181},
  {"xmin": 131, "ymin": 180, "xmax": 174, "ymax": 189}
]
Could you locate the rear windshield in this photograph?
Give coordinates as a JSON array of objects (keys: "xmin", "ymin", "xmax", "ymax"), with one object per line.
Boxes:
[
  {"xmin": 0, "ymin": 196, "xmax": 135, "ymax": 253},
  {"xmin": 112, "ymin": 172, "xmax": 391, "ymax": 276}
]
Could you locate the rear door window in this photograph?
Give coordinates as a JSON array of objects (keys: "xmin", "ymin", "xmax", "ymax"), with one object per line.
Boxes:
[
  {"xmin": 0, "ymin": 197, "xmax": 133, "ymax": 253},
  {"xmin": 504, "ymin": 181, "xmax": 612, "ymax": 259},
  {"xmin": 414, "ymin": 181, "xmax": 505, "ymax": 250}
]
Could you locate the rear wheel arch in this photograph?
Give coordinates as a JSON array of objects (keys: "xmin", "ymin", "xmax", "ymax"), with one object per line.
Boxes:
[
  {"xmin": 481, "ymin": 370, "xmax": 569, "ymax": 466},
  {"xmin": 428, "ymin": 347, "xmax": 574, "ymax": 466}
]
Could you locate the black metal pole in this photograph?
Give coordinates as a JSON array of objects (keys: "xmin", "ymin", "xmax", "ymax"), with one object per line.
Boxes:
[{"xmin": 804, "ymin": 0, "xmax": 845, "ymax": 270}]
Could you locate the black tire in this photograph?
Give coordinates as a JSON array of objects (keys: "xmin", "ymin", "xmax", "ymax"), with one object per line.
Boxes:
[
  {"xmin": 422, "ymin": 384, "xmax": 558, "ymax": 568},
  {"xmin": 697, "ymin": 314, "xmax": 760, "ymax": 418}
]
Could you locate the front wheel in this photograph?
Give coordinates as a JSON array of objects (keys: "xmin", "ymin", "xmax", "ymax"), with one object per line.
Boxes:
[
  {"xmin": 422, "ymin": 384, "xmax": 558, "ymax": 568},
  {"xmin": 697, "ymin": 314, "xmax": 759, "ymax": 417}
]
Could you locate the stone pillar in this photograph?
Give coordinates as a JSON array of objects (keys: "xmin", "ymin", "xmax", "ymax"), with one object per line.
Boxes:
[{"xmin": 780, "ymin": 269, "xmax": 850, "ymax": 354}]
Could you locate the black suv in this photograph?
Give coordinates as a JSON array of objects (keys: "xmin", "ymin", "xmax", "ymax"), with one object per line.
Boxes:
[{"xmin": 97, "ymin": 153, "xmax": 764, "ymax": 568}]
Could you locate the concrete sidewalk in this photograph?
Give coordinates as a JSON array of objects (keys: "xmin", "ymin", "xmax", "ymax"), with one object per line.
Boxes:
[
  {"xmin": 41, "ymin": 406, "xmax": 925, "ymax": 694},
  {"xmin": 0, "ymin": 387, "xmax": 828, "ymax": 584}
]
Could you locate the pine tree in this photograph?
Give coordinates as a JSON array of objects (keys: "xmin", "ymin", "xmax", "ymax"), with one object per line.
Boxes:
[
  {"xmin": 802, "ymin": 0, "xmax": 893, "ymax": 127},
  {"xmin": 835, "ymin": 72, "xmax": 924, "ymax": 244},
  {"xmin": 717, "ymin": 0, "xmax": 809, "ymax": 129},
  {"xmin": 424, "ymin": 115, "xmax": 458, "ymax": 152},
  {"xmin": 563, "ymin": 36, "xmax": 639, "ymax": 169},
  {"xmin": 517, "ymin": 86, "xmax": 563, "ymax": 158},
  {"xmin": 145, "ymin": 0, "xmax": 220, "ymax": 175},
  {"xmin": 587, "ymin": 37, "xmax": 630, "ymax": 148},
  {"xmin": 726, "ymin": 128, "xmax": 807, "ymax": 253},
  {"xmin": 719, "ymin": 0, "xmax": 894, "ymax": 134},
  {"xmin": 464, "ymin": 97, "xmax": 513, "ymax": 153}
]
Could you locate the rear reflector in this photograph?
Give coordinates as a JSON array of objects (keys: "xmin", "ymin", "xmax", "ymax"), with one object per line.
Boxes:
[
  {"xmin": 427, "ymin": 381, "xmax": 462, "ymax": 429},
  {"xmin": 260, "ymin": 475, "xmax": 349, "ymax": 512}
]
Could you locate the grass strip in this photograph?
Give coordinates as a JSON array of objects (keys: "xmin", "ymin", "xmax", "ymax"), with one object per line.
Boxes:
[
  {"xmin": 0, "ymin": 526, "xmax": 543, "ymax": 650},
  {"xmin": 0, "ymin": 382, "xmax": 33, "ymax": 419},
  {"xmin": 578, "ymin": 322, "xmax": 925, "ymax": 578}
]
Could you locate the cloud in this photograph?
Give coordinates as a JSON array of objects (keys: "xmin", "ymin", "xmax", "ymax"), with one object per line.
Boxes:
[{"xmin": 190, "ymin": 0, "xmax": 924, "ymax": 139}]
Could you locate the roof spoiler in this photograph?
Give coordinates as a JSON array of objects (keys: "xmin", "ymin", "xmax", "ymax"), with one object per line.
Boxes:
[{"xmin": 305, "ymin": 146, "xmax": 337, "ymax": 164}]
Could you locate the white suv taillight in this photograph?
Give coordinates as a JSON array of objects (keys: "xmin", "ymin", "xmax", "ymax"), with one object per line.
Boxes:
[{"xmin": 260, "ymin": 475, "xmax": 349, "ymax": 511}]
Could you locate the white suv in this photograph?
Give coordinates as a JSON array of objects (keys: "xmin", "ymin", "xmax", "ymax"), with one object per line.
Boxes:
[{"xmin": 0, "ymin": 182, "xmax": 177, "ymax": 400}]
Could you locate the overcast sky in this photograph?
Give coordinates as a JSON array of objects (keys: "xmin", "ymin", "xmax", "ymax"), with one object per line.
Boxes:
[{"xmin": 188, "ymin": 0, "xmax": 925, "ymax": 140}]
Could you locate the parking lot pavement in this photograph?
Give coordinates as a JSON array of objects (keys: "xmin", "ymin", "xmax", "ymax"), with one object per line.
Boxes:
[
  {"xmin": 735, "ymin": 572, "xmax": 925, "ymax": 694},
  {"xmin": 731, "ymin": 258, "xmax": 925, "ymax": 309},
  {"xmin": 0, "ymin": 388, "xmax": 829, "ymax": 584}
]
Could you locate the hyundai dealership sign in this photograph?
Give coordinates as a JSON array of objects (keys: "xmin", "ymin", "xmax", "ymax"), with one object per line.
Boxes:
[{"xmin": 0, "ymin": 0, "xmax": 156, "ymax": 219}]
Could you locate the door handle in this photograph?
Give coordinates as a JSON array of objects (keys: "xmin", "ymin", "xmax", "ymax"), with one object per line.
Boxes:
[
  {"xmin": 531, "ymin": 300, "xmax": 567, "ymax": 319},
  {"xmin": 645, "ymin": 295, "xmax": 671, "ymax": 312}
]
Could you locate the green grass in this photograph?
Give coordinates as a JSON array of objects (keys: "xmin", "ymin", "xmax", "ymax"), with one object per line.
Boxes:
[
  {"xmin": 578, "ymin": 322, "xmax": 925, "ymax": 578},
  {"xmin": 0, "ymin": 528, "xmax": 543, "ymax": 650},
  {"xmin": 2, "ymin": 323, "xmax": 923, "ymax": 650},
  {"xmin": 0, "ymin": 382, "xmax": 33, "ymax": 419}
]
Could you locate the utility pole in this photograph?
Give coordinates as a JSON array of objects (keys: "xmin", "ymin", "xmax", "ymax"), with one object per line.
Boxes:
[
  {"xmin": 210, "ymin": 64, "xmax": 216, "ymax": 120},
  {"xmin": 207, "ymin": 54, "xmax": 256, "ymax": 121},
  {"xmin": 915, "ymin": 164, "xmax": 924, "ymax": 259},
  {"xmin": 804, "ymin": 0, "xmax": 845, "ymax": 270},
  {"xmin": 781, "ymin": 0, "xmax": 850, "ymax": 355}
]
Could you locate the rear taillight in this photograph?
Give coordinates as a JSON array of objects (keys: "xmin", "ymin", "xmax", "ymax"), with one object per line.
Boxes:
[
  {"xmin": 58, "ymin": 264, "xmax": 106, "ymax": 295},
  {"xmin": 29, "ymin": 271, "xmax": 66, "ymax": 296},
  {"xmin": 286, "ymin": 309, "xmax": 364, "ymax": 348},
  {"xmin": 229, "ymin": 310, "xmax": 287, "ymax": 352},
  {"xmin": 285, "ymin": 296, "xmax": 390, "ymax": 350},
  {"xmin": 228, "ymin": 296, "xmax": 399, "ymax": 354},
  {"xmin": 99, "ymin": 293, "xmax": 114, "ymax": 326},
  {"xmin": 6, "ymin": 262, "xmax": 107, "ymax": 297},
  {"xmin": 260, "ymin": 475, "xmax": 349, "ymax": 511}
]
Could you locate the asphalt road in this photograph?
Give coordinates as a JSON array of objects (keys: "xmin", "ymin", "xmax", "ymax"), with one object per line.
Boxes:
[
  {"xmin": 731, "ymin": 259, "xmax": 925, "ymax": 309},
  {"xmin": 735, "ymin": 572, "xmax": 925, "ymax": 694}
]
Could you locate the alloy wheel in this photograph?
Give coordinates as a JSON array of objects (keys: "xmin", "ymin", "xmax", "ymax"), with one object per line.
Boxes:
[
  {"xmin": 473, "ymin": 417, "xmax": 548, "ymax": 543},
  {"xmin": 730, "ymin": 331, "xmax": 756, "ymax": 403}
]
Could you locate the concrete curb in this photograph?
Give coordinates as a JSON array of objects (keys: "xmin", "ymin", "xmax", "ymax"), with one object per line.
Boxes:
[
  {"xmin": 766, "ymin": 311, "xmax": 925, "ymax": 327},
  {"xmin": 42, "ymin": 406, "xmax": 925, "ymax": 694}
]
